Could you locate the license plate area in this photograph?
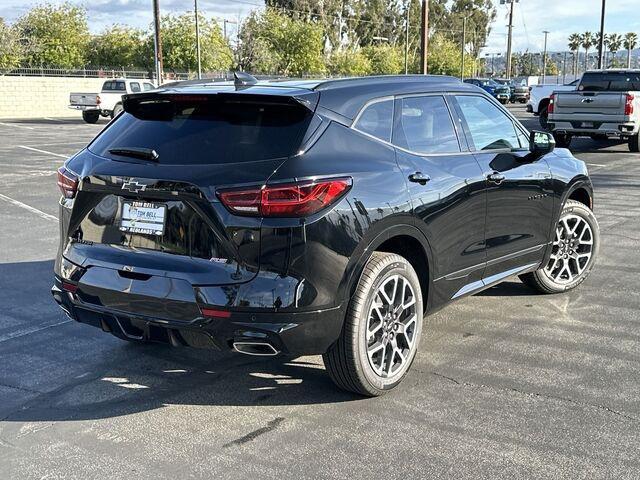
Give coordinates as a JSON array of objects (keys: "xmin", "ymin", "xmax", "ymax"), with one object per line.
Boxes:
[
  {"xmin": 120, "ymin": 201, "xmax": 166, "ymax": 236},
  {"xmin": 581, "ymin": 121, "xmax": 595, "ymax": 128}
]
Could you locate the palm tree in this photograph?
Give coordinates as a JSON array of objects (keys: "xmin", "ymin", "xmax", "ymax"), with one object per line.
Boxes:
[
  {"xmin": 624, "ymin": 32, "xmax": 638, "ymax": 68},
  {"xmin": 581, "ymin": 32, "xmax": 594, "ymax": 71},
  {"xmin": 608, "ymin": 33, "xmax": 623, "ymax": 67},
  {"xmin": 568, "ymin": 33, "xmax": 581, "ymax": 75}
]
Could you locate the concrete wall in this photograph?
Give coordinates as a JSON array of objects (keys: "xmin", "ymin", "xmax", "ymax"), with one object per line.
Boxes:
[{"xmin": 0, "ymin": 76, "xmax": 107, "ymax": 119}]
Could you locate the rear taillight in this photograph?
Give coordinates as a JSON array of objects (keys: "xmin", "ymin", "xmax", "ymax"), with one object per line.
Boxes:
[
  {"xmin": 217, "ymin": 177, "xmax": 352, "ymax": 218},
  {"xmin": 625, "ymin": 93, "xmax": 634, "ymax": 116},
  {"xmin": 547, "ymin": 94, "xmax": 555, "ymax": 114},
  {"xmin": 57, "ymin": 166, "xmax": 79, "ymax": 199},
  {"xmin": 96, "ymin": 95, "xmax": 101, "ymax": 105}
]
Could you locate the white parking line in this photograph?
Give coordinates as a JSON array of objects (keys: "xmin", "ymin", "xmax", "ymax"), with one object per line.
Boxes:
[
  {"xmin": 18, "ymin": 145, "xmax": 69, "ymax": 159},
  {"xmin": 0, "ymin": 193, "xmax": 57, "ymax": 222},
  {"xmin": 587, "ymin": 163, "xmax": 607, "ymax": 167},
  {"xmin": 0, "ymin": 122, "xmax": 34, "ymax": 130},
  {"xmin": 43, "ymin": 117, "xmax": 65, "ymax": 122}
]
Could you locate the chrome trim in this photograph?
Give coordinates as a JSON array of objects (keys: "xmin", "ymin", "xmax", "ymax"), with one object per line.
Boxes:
[
  {"xmin": 233, "ymin": 342, "xmax": 280, "ymax": 356},
  {"xmin": 451, "ymin": 262, "xmax": 539, "ymax": 299}
]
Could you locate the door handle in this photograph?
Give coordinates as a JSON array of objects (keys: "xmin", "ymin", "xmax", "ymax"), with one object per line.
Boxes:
[
  {"xmin": 408, "ymin": 172, "xmax": 431, "ymax": 185},
  {"xmin": 487, "ymin": 172, "xmax": 506, "ymax": 184}
]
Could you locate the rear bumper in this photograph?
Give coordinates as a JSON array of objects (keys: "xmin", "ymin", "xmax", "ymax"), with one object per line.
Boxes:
[
  {"xmin": 68, "ymin": 105, "xmax": 99, "ymax": 111},
  {"xmin": 549, "ymin": 118, "xmax": 639, "ymax": 137},
  {"xmin": 52, "ymin": 275, "xmax": 344, "ymax": 355}
]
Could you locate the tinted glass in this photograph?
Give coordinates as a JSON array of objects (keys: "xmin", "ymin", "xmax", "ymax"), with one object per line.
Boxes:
[
  {"xmin": 89, "ymin": 96, "xmax": 312, "ymax": 165},
  {"xmin": 394, "ymin": 96, "xmax": 460, "ymax": 154},
  {"xmin": 455, "ymin": 95, "xmax": 519, "ymax": 150},
  {"xmin": 579, "ymin": 72, "xmax": 640, "ymax": 91},
  {"xmin": 115, "ymin": 81, "xmax": 126, "ymax": 91},
  {"xmin": 102, "ymin": 81, "xmax": 112, "ymax": 90},
  {"xmin": 354, "ymin": 99, "xmax": 393, "ymax": 142},
  {"xmin": 130, "ymin": 82, "xmax": 141, "ymax": 93}
]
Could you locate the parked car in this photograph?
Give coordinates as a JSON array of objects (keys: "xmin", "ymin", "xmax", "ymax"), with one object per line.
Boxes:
[
  {"xmin": 527, "ymin": 78, "xmax": 580, "ymax": 128},
  {"xmin": 53, "ymin": 74, "xmax": 599, "ymax": 396},
  {"xmin": 494, "ymin": 78, "xmax": 530, "ymax": 103},
  {"xmin": 464, "ymin": 78, "xmax": 511, "ymax": 104},
  {"xmin": 69, "ymin": 78, "xmax": 156, "ymax": 124},
  {"xmin": 547, "ymin": 70, "xmax": 640, "ymax": 151}
]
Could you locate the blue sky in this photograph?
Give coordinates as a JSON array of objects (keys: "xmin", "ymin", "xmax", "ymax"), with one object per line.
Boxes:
[{"xmin": 1, "ymin": 0, "xmax": 639, "ymax": 53}]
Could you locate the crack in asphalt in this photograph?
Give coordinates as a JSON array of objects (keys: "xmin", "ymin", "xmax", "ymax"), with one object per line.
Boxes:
[{"xmin": 428, "ymin": 371, "xmax": 638, "ymax": 422}]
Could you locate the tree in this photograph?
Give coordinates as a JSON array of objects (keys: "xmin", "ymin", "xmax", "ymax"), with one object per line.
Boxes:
[
  {"xmin": 354, "ymin": 0, "xmax": 405, "ymax": 47},
  {"xmin": 327, "ymin": 49, "xmax": 371, "ymax": 76},
  {"xmin": 14, "ymin": 2, "xmax": 90, "ymax": 68},
  {"xmin": 411, "ymin": 33, "xmax": 475, "ymax": 77},
  {"xmin": 607, "ymin": 33, "xmax": 623, "ymax": 68},
  {"xmin": 449, "ymin": 0, "xmax": 496, "ymax": 59},
  {"xmin": 237, "ymin": 9, "xmax": 325, "ymax": 76},
  {"xmin": 568, "ymin": 33, "xmax": 581, "ymax": 75},
  {"xmin": 580, "ymin": 31, "xmax": 594, "ymax": 71},
  {"xmin": 158, "ymin": 13, "xmax": 232, "ymax": 73},
  {"xmin": 0, "ymin": 19, "xmax": 22, "ymax": 70},
  {"xmin": 87, "ymin": 25, "xmax": 146, "ymax": 69},
  {"xmin": 362, "ymin": 44, "xmax": 403, "ymax": 74},
  {"xmin": 624, "ymin": 32, "xmax": 638, "ymax": 68}
]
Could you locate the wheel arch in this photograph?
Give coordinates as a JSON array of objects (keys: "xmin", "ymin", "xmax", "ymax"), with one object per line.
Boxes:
[{"xmin": 341, "ymin": 224, "xmax": 434, "ymax": 314}]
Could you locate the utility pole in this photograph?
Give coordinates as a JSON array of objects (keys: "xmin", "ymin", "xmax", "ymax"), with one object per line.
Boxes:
[
  {"xmin": 152, "ymin": 0, "xmax": 163, "ymax": 84},
  {"xmin": 194, "ymin": 0, "xmax": 201, "ymax": 79},
  {"xmin": 562, "ymin": 51, "xmax": 567, "ymax": 83},
  {"xmin": 420, "ymin": 0, "xmax": 429, "ymax": 74},
  {"xmin": 404, "ymin": 3, "xmax": 410, "ymax": 74},
  {"xmin": 502, "ymin": 0, "xmax": 517, "ymax": 79},
  {"xmin": 542, "ymin": 30, "xmax": 549, "ymax": 83},
  {"xmin": 597, "ymin": 0, "xmax": 606, "ymax": 68},
  {"xmin": 460, "ymin": 16, "xmax": 467, "ymax": 80}
]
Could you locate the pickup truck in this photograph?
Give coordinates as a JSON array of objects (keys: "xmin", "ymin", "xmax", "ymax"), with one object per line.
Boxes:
[
  {"xmin": 527, "ymin": 78, "xmax": 580, "ymax": 128},
  {"xmin": 463, "ymin": 78, "xmax": 511, "ymax": 104},
  {"xmin": 494, "ymin": 78, "xmax": 530, "ymax": 103},
  {"xmin": 69, "ymin": 78, "xmax": 156, "ymax": 123},
  {"xmin": 547, "ymin": 70, "xmax": 640, "ymax": 151}
]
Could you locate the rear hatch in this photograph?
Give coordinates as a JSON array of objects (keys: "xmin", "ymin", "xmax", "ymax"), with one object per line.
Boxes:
[
  {"xmin": 70, "ymin": 93, "xmax": 98, "ymax": 107},
  {"xmin": 62, "ymin": 89, "xmax": 318, "ymax": 314},
  {"xmin": 554, "ymin": 91, "xmax": 626, "ymax": 118}
]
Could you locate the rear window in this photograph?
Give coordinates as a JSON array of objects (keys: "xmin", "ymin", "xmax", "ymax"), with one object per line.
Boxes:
[
  {"xmin": 89, "ymin": 95, "xmax": 312, "ymax": 165},
  {"xmin": 102, "ymin": 81, "xmax": 126, "ymax": 91},
  {"xmin": 579, "ymin": 72, "xmax": 640, "ymax": 91}
]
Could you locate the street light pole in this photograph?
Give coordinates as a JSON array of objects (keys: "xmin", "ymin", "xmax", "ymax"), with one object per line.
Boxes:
[
  {"xmin": 542, "ymin": 30, "xmax": 549, "ymax": 83},
  {"xmin": 420, "ymin": 0, "xmax": 429, "ymax": 74},
  {"xmin": 597, "ymin": 0, "xmax": 606, "ymax": 68},
  {"xmin": 504, "ymin": 0, "xmax": 515, "ymax": 79},
  {"xmin": 460, "ymin": 16, "xmax": 467, "ymax": 80},
  {"xmin": 404, "ymin": 3, "xmax": 410, "ymax": 74},
  {"xmin": 152, "ymin": 0, "xmax": 163, "ymax": 84},
  {"xmin": 194, "ymin": 0, "xmax": 201, "ymax": 79}
]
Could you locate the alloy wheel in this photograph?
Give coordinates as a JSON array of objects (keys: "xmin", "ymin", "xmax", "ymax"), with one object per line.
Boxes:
[
  {"xmin": 545, "ymin": 213, "xmax": 594, "ymax": 284},
  {"xmin": 366, "ymin": 274, "xmax": 418, "ymax": 378}
]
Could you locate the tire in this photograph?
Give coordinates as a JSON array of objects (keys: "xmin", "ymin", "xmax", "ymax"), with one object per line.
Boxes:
[
  {"xmin": 629, "ymin": 132, "xmax": 640, "ymax": 152},
  {"xmin": 111, "ymin": 103, "xmax": 123, "ymax": 119},
  {"xmin": 538, "ymin": 106, "xmax": 549, "ymax": 129},
  {"xmin": 553, "ymin": 132, "xmax": 572, "ymax": 149},
  {"xmin": 82, "ymin": 110, "xmax": 99, "ymax": 124},
  {"xmin": 519, "ymin": 200, "xmax": 599, "ymax": 294},
  {"xmin": 323, "ymin": 252, "xmax": 424, "ymax": 397}
]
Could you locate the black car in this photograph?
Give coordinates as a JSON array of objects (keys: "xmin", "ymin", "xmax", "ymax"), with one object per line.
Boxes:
[
  {"xmin": 495, "ymin": 78, "xmax": 530, "ymax": 103},
  {"xmin": 53, "ymin": 74, "xmax": 599, "ymax": 396}
]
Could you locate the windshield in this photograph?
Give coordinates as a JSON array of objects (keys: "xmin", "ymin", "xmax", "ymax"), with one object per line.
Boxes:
[
  {"xmin": 89, "ymin": 95, "xmax": 312, "ymax": 165},
  {"xmin": 579, "ymin": 72, "xmax": 640, "ymax": 91}
]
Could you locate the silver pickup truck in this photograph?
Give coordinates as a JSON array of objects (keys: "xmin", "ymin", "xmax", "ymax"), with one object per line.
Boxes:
[{"xmin": 547, "ymin": 70, "xmax": 640, "ymax": 152}]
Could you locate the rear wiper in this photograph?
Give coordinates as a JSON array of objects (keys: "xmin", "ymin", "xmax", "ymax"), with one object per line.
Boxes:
[{"xmin": 108, "ymin": 147, "xmax": 159, "ymax": 162}]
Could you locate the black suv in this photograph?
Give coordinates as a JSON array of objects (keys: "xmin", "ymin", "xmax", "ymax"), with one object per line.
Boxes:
[{"xmin": 53, "ymin": 74, "xmax": 599, "ymax": 396}]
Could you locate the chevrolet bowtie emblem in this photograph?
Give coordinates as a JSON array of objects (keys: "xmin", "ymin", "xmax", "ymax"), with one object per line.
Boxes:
[{"xmin": 121, "ymin": 180, "xmax": 147, "ymax": 193}]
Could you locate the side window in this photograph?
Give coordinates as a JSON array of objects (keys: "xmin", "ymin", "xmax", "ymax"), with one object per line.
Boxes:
[
  {"xmin": 143, "ymin": 83, "xmax": 154, "ymax": 91},
  {"xmin": 130, "ymin": 82, "xmax": 141, "ymax": 93},
  {"xmin": 393, "ymin": 95, "xmax": 460, "ymax": 154},
  {"xmin": 115, "ymin": 81, "xmax": 126, "ymax": 91},
  {"xmin": 102, "ymin": 81, "xmax": 112, "ymax": 90},
  {"xmin": 353, "ymin": 99, "xmax": 393, "ymax": 142},
  {"xmin": 455, "ymin": 95, "xmax": 520, "ymax": 150},
  {"xmin": 516, "ymin": 128, "xmax": 530, "ymax": 149}
]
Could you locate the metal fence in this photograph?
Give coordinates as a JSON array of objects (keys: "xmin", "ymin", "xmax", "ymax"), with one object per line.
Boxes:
[{"xmin": 0, "ymin": 67, "xmax": 197, "ymax": 80}]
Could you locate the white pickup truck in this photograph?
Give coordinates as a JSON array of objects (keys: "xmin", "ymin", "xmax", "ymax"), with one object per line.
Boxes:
[
  {"xmin": 69, "ymin": 78, "xmax": 156, "ymax": 123},
  {"xmin": 547, "ymin": 70, "xmax": 640, "ymax": 151},
  {"xmin": 527, "ymin": 78, "xmax": 580, "ymax": 128}
]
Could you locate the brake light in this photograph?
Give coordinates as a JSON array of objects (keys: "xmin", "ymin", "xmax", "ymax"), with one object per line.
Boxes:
[
  {"xmin": 547, "ymin": 94, "xmax": 555, "ymax": 114},
  {"xmin": 96, "ymin": 95, "xmax": 101, "ymax": 105},
  {"xmin": 57, "ymin": 166, "xmax": 79, "ymax": 199},
  {"xmin": 625, "ymin": 93, "xmax": 634, "ymax": 116},
  {"xmin": 200, "ymin": 307, "xmax": 231, "ymax": 318},
  {"xmin": 217, "ymin": 178, "xmax": 352, "ymax": 217}
]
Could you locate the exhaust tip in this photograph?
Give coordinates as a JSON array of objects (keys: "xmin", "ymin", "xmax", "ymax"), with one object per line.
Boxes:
[{"xmin": 233, "ymin": 341, "xmax": 279, "ymax": 356}]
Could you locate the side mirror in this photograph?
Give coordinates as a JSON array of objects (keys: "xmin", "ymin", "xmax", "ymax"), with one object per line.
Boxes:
[{"xmin": 529, "ymin": 130, "xmax": 555, "ymax": 156}]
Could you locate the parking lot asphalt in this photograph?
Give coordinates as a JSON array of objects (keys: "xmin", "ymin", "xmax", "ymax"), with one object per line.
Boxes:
[{"xmin": 0, "ymin": 106, "xmax": 638, "ymax": 479}]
